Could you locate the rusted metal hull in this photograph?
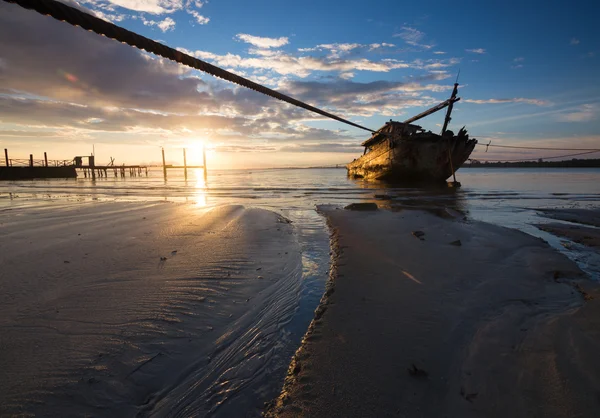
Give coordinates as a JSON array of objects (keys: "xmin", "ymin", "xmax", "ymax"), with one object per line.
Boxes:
[{"xmin": 347, "ymin": 134, "xmax": 477, "ymax": 183}]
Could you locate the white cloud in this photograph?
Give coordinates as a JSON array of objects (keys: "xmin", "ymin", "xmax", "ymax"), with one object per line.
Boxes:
[
  {"xmin": 191, "ymin": 49, "xmax": 430, "ymax": 77},
  {"xmin": 157, "ymin": 17, "xmax": 175, "ymax": 31},
  {"xmin": 103, "ymin": 0, "xmax": 184, "ymax": 14},
  {"xmin": 465, "ymin": 98, "xmax": 550, "ymax": 106},
  {"xmin": 187, "ymin": 9, "xmax": 209, "ymax": 24},
  {"xmin": 91, "ymin": 10, "xmax": 127, "ymax": 22},
  {"xmin": 235, "ymin": 34, "xmax": 289, "ymax": 49},
  {"xmin": 393, "ymin": 26, "xmax": 433, "ymax": 49},
  {"xmin": 465, "ymin": 48, "xmax": 486, "ymax": 54},
  {"xmin": 513, "ymin": 57, "xmax": 524, "ymax": 62},
  {"xmin": 141, "ymin": 16, "xmax": 176, "ymax": 32},
  {"xmin": 369, "ymin": 43, "xmax": 395, "ymax": 50},
  {"xmin": 570, "ymin": 38, "xmax": 580, "ymax": 45},
  {"xmin": 433, "ymin": 51, "xmax": 446, "ymax": 55},
  {"xmin": 556, "ymin": 104, "xmax": 597, "ymax": 122}
]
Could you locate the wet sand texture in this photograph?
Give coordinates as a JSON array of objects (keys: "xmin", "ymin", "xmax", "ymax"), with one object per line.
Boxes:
[
  {"xmin": 267, "ymin": 207, "xmax": 600, "ymax": 418},
  {"xmin": 537, "ymin": 208, "xmax": 600, "ymax": 228},
  {"xmin": 534, "ymin": 208, "xmax": 600, "ymax": 251},
  {"xmin": 536, "ymin": 222, "xmax": 600, "ymax": 250},
  {"xmin": 0, "ymin": 203, "xmax": 302, "ymax": 416}
]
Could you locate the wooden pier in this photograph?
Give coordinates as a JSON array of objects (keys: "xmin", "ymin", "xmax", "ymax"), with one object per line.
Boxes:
[
  {"xmin": 1, "ymin": 148, "xmax": 76, "ymax": 180},
  {"xmin": 75, "ymin": 155, "xmax": 149, "ymax": 180},
  {"xmin": 1, "ymin": 148, "xmax": 207, "ymax": 181}
]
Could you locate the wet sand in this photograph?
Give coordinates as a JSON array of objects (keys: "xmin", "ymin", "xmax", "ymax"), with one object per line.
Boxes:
[
  {"xmin": 0, "ymin": 202, "xmax": 303, "ymax": 416},
  {"xmin": 535, "ymin": 208, "xmax": 600, "ymax": 251},
  {"xmin": 537, "ymin": 208, "xmax": 600, "ymax": 228},
  {"xmin": 267, "ymin": 206, "xmax": 600, "ymax": 418}
]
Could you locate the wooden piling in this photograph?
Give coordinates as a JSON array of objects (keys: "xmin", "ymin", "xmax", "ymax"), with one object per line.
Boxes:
[
  {"xmin": 162, "ymin": 148, "xmax": 167, "ymax": 180},
  {"xmin": 183, "ymin": 148, "xmax": 188, "ymax": 180},
  {"xmin": 89, "ymin": 155, "xmax": 96, "ymax": 181},
  {"xmin": 44, "ymin": 152, "xmax": 48, "ymax": 167},
  {"xmin": 202, "ymin": 145, "xmax": 207, "ymax": 179},
  {"xmin": 29, "ymin": 154, "xmax": 33, "ymax": 167},
  {"xmin": 4, "ymin": 149, "xmax": 9, "ymax": 167}
]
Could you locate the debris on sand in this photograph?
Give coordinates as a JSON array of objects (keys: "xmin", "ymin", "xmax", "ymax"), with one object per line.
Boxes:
[
  {"xmin": 160, "ymin": 256, "xmax": 167, "ymax": 261},
  {"xmin": 408, "ymin": 363, "xmax": 428, "ymax": 378},
  {"xmin": 344, "ymin": 203, "xmax": 378, "ymax": 211},
  {"xmin": 450, "ymin": 239, "xmax": 462, "ymax": 246},
  {"xmin": 412, "ymin": 231, "xmax": 425, "ymax": 240},
  {"xmin": 460, "ymin": 387, "xmax": 478, "ymax": 402}
]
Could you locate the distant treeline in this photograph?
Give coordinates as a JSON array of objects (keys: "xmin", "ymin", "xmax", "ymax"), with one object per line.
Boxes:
[{"xmin": 465, "ymin": 158, "xmax": 600, "ymax": 168}]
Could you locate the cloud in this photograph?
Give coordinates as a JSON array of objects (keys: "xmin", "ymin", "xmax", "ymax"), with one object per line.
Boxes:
[
  {"xmin": 235, "ymin": 34, "xmax": 290, "ymax": 49},
  {"xmin": 299, "ymin": 42, "xmax": 396, "ymax": 58},
  {"xmin": 191, "ymin": 48, "xmax": 458, "ymax": 78},
  {"xmin": 279, "ymin": 143, "xmax": 363, "ymax": 153},
  {"xmin": 570, "ymin": 38, "xmax": 580, "ymax": 45},
  {"xmin": 513, "ymin": 57, "xmax": 524, "ymax": 62},
  {"xmin": 369, "ymin": 43, "xmax": 395, "ymax": 51},
  {"xmin": 279, "ymin": 78, "xmax": 451, "ymax": 117},
  {"xmin": 465, "ymin": 98, "xmax": 550, "ymax": 106},
  {"xmin": 465, "ymin": 48, "xmax": 486, "ymax": 54},
  {"xmin": 433, "ymin": 51, "xmax": 446, "ymax": 55},
  {"xmin": 187, "ymin": 9, "xmax": 209, "ymax": 24},
  {"xmin": 393, "ymin": 26, "xmax": 433, "ymax": 50},
  {"xmin": 141, "ymin": 16, "xmax": 175, "ymax": 31},
  {"xmin": 78, "ymin": 0, "xmax": 211, "ymax": 26},
  {"xmin": 94, "ymin": 0, "xmax": 184, "ymax": 14},
  {"xmin": 556, "ymin": 104, "xmax": 597, "ymax": 122}
]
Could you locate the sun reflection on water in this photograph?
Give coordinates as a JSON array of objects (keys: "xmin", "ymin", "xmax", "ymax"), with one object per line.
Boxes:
[{"xmin": 193, "ymin": 168, "xmax": 208, "ymax": 207}]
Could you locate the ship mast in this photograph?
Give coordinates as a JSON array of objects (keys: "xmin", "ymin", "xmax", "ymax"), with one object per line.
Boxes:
[{"xmin": 441, "ymin": 81, "xmax": 460, "ymax": 135}]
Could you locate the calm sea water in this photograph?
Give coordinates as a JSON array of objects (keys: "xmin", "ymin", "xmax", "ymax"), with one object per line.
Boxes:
[
  {"xmin": 2, "ymin": 167, "xmax": 600, "ymax": 415},
  {"xmin": 2, "ymin": 166, "xmax": 599, "ymax": 280},
  {"xmin": 2, "ymin": 167, "xmax": 600, "ymax": 274}
]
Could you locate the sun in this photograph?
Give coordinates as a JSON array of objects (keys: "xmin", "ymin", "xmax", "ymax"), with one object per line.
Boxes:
[{"xmin": 184, "ymin": 140, "xmax": 207, "ymax": 165}]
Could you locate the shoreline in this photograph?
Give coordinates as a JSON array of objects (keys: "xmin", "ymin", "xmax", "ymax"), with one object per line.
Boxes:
[{"xmin": 267, "ymin": 205, "xmax": 600, "ymax": 417}]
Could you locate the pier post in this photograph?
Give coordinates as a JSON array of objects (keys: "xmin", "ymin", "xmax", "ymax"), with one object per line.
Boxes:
[
  {"xmin": 44, "ymin": 152, "xmax": 48, "ymax": 167},
  {"xmin": 29, "ymin": 154, "xmax": 33, "ymax": 167},
  {"xmin": 4, "ymin": 149, "xmax": 8, "ymax": 167},
  {"xmin": 202, "ymin": 145, "xmax": 207, "ymax": 180},
  {"xmin": 183, "ymin": 148, "xmax": 187, "ymax": 180},
  {"xmin": 162, "ymin": 148, "xmax": 167, "ymax": 180},
  {"xmin": 89, "ymin": 155, "xmax": 96, "ymax": 181}
]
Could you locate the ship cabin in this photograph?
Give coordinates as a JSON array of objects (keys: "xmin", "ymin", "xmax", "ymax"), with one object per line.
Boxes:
[{"xmin": 360, "ymin": 121, "xmax": 425, "ymax": 155}]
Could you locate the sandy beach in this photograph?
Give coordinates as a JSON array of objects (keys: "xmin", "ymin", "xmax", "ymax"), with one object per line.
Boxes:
[
  {"xmin": 0, "ymin": 202, "xmax": 304, "ymax": 416},
  {"xmin": 267, "ymin": 205, "xmax": 600, "ymax": 418}
]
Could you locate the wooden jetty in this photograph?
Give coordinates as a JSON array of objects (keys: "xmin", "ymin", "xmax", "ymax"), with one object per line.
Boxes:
[
  {"xmin": 74, "ymin": 155, "xmax": 149, "ymax": 181},
  {"xmin": 1, "ymin": 148, "xmax": 76, "ymax": 180},
  {"xmin": 1, "ymin": 148, "xmax": 207, "ymax": 181}
]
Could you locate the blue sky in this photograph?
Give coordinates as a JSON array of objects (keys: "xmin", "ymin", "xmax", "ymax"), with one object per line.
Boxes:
[{"xmin": 1, "ymin": 0, "xmax": 598, "ymax": 167}]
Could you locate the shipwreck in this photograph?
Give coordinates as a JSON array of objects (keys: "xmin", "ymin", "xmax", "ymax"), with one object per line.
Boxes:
[{"xmin": 347, "ymin": 82, "xmax": 477, "ymax": 184}]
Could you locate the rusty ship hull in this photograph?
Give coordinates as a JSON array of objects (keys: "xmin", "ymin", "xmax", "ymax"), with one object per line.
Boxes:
[
  {"xmin": 346, "ymin": 82, "xmax": 477, "ymax": 183},
  {"xmin": 346, "ymin": 129, "xmax": 477, "ymax": 182}
]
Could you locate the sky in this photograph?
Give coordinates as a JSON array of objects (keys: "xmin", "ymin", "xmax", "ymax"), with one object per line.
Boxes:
[{"xmin": 1, "ymin": 0, "xmax": 599, "ymax": 168}]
